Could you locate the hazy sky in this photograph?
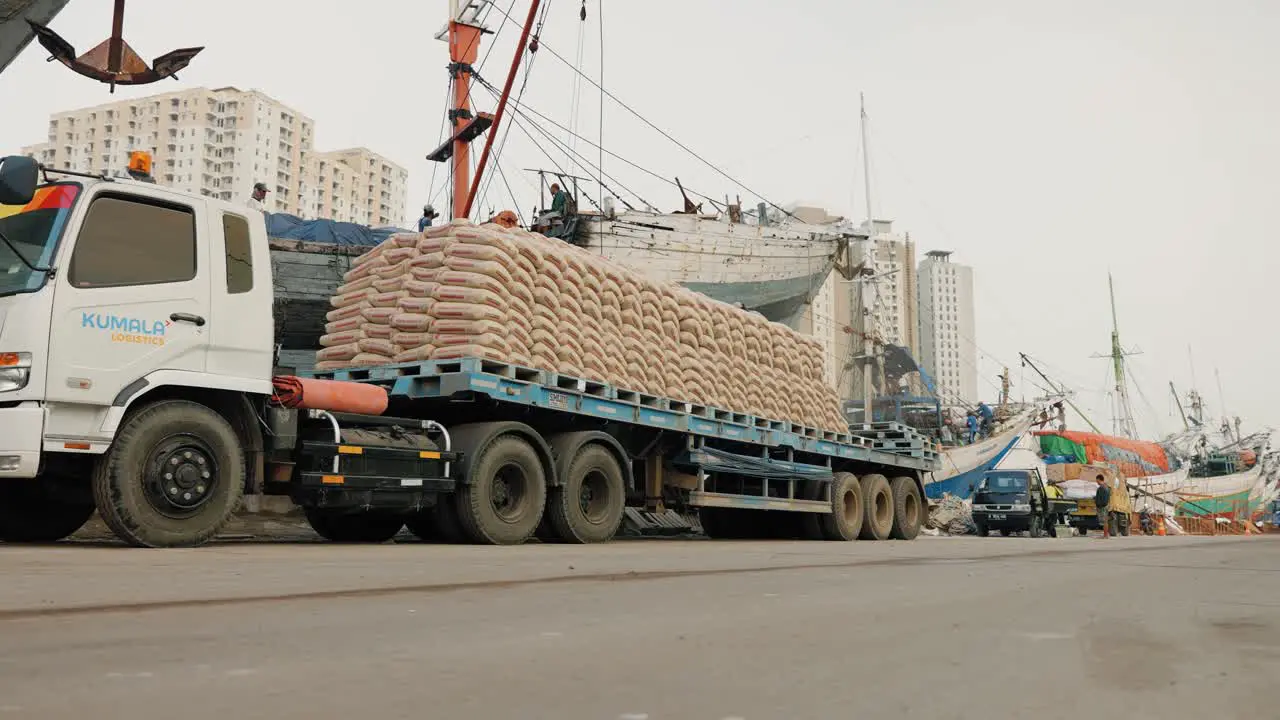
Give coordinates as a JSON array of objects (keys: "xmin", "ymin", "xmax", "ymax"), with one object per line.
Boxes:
[{"xmin": 3, "ymin": 0, "xmax": 1276, "ymax": 439}]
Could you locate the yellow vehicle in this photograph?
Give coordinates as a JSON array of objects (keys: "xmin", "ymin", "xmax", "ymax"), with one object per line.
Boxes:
[{"xmin": 1067, "ymin": 465, "xmax": 1134, "ymax": 536}]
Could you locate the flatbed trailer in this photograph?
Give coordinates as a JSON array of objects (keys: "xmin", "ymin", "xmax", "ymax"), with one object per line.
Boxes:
[{"xmin": 300, "ymin": 356, "xmax": 940, "ymax": 543}]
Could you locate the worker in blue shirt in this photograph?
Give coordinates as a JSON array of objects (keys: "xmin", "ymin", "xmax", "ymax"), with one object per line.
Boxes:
[
  {"xmin": 965, "ymin": 413, "xmax": 979, "ymax": 444},
  {"xmin": 417, "ymin": 204, "xmax": 439, "ymax": 232},
  {"xmin": 977, "ymin": 401, "xmax": 994, "ymax": 438}
]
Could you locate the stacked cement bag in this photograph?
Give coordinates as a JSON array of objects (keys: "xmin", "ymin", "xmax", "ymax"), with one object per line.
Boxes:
[{"xmin": 316, "ymin": 220, "xmax": 848, "ymax": 434}]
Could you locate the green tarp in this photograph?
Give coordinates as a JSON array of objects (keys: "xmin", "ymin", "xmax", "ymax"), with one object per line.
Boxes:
[{"xmin": 1039, "ymin": 434, "xmax": 1087, "ymax": 464}]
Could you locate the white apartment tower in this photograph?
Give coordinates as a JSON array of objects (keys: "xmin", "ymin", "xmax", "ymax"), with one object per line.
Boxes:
[
  {"xmin": 20, "ymin": 87, "xmax": 408, "ymax": 227},
  {"xmin": 917, "ymin": 250, "xmax": 977, "ymax": 404}
]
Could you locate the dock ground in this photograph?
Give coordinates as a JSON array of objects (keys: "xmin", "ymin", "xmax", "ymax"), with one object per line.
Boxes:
[{"xmin": 1, "ymin": 534, "xmax": 1276, "ymax": 719}]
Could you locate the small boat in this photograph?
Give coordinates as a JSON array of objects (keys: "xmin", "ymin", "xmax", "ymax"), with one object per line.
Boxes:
[{"xmin": 922, "ymin": 405, "xmax": 1048, "ymax": 500}]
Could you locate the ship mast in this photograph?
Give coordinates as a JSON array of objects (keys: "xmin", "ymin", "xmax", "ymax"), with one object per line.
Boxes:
[
  {"xmin": 429, "ymin": 1, "xmax": 496, "ymax": 220},
  {"xmin": 857, "ymin": 92, "xmax": 877, "ymax": 421},
  {"xmin": 1105, "ymin": 274, "xmax": 1139, "ymax": 439}
]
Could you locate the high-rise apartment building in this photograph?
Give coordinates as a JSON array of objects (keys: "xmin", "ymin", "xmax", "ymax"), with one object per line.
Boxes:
[
  {"xmin": 917, "ymin": 250, "xmax": 977, "ymax": 404},
  {"xmin": 20, "ymin": 87, "xmax": 408, "ymax": 227}
]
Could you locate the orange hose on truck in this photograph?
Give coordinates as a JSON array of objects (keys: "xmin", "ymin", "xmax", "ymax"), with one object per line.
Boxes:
[{"xmin": 270, "ymin": 376, "xmax": 389, "ymax": 416}]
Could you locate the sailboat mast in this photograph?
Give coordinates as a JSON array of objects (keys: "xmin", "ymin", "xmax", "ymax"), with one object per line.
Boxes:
[
  {"xmin": 1170, "ymin": 381, "xmax": 1189, "ymax": 430},
  {"xmin": 859, "ymin": 92, "xmax": 875, "ymax": 421},
  {"xmin": 860, "ymin": 93, "xmax": 874, "ymax": 235},
  {"xmin": 1107, "ymin": 274, "xmax": 1137, "ymax": 438}
]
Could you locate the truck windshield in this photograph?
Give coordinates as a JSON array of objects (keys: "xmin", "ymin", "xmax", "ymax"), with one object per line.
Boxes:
[
  {"xmin": 979, "ymin": 473, "xmax": 1027, "ymax": 492},
  {"xmin": 0, "ymin": 183, "xmax": 80, "ymax": 297}
]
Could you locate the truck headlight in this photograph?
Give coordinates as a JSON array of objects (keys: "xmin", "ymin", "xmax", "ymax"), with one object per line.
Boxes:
[
  {"xmin": 0, "ymin": 352, "xmax": 32, "ymax": 392},
  {"xmin": 1011, "ymin": 504, "xmax": 1032, "ymax": 512}
]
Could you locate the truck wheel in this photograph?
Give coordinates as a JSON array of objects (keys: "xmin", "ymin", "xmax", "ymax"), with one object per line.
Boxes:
[
  {"xmin": 92, "ymin": 400, "xmax": 244, "ymax": 548},
  {"xmin": 857, "ymin": 474, "xmax": 893, "ymax": 541},
  {"xmin": 817, "ymin": 472, "xmax": 864, "ymax": 541},
  {"xmin": 1029, "ymin": 515, "xmax": 1044, "ymax": 538},
  {"xmin": 454, "ymin": 435, "xmax": 547, "ymax": 544},
  {"xmin": 0, "ymin": 481, "xmax": 95, "ymax": 543},
  {"xmin": 547, "ymin": 444, "xmax": 625, "ymax": 543},
  {"xmin": 974, "ymin": 519, "xmax": 989, "ymax": 537},
  {"xmin": 305, "ymin": 508, "xmax": 403, "ymax": 543},
  {"xmin": 1118, "ymin": 514, "xmax": 1131, "ymax": 537},
  {"xmin": 888, "ymin": 476, "xmax": 923, "ymax": 540}
]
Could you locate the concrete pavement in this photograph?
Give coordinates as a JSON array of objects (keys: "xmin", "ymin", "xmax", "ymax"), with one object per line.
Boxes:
[{"xmin": 0, "ymin": 535, "xmax": 1277, "ymax": 719}]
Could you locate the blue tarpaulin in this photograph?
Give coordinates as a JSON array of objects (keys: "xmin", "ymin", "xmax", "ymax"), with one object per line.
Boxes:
[{"xmin": 265, "ymin": 213, "xmax": 410, "ymax": 247}]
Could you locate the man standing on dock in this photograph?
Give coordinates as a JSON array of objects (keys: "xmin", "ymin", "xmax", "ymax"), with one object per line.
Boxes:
[{"xmin": 1094, "ymin": 474, "xmax": 1112, "ymax": 538}]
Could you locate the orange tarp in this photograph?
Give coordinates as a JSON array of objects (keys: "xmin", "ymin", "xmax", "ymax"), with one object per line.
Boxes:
[{"xmin": 1034, "ymin": 430, "xmax": 1171, "ymax": 478}]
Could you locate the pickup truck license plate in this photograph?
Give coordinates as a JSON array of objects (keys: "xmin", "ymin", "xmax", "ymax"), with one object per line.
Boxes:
[{"xmin": 989, "ymin": 513, "xmax": 1007, "ymax": 520}]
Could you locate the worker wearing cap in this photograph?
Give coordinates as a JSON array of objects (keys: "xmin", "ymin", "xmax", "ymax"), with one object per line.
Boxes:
[
  {"xmin": 248, "ymin": 182, "xmax": 269, "ymax": 211},
  {"xmin": 418, "ymin": 204, "xmax": 439, "ymax": 232}
]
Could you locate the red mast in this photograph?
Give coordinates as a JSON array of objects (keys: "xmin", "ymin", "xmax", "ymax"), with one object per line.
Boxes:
[{"xmin": 427, "ymin": 1, "xmax": 495, "ymax": 220}]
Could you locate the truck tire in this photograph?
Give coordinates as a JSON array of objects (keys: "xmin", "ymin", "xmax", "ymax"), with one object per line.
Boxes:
[
  {"xmin": 547, "ymin": 444, "xmax": 625, "ymax": 543},
  {"xmin": 888, "ymin": 476, "xmax": 923, "ymax": 540},
  {"xmin": 817, "ymin": 472, "xmax": 864, "ymax": 541},
  {"xmin": 857, "ymin": 473, "xmax": 894, "ymax": 541},
  {"xmin": 92, "ymin": 400, "xmax": 244, "ymax": 548},
  {"xmin": 305, "ymin": 508, "xmax": 403, "ymax": 543},
  {"xmin": 974, "ymin": 519, "xmax": 989, "ymax": 537},
  {"xmin": 0, "ymin": 480, "xmax": 95, "ymax": 543},
  {"xmin": 453, "ymin": 434, "xmax": 547, "ymax": 544},
  {"xmin": 1118, "ymin": 513, "xmax": 1131, "ymax": 537}
]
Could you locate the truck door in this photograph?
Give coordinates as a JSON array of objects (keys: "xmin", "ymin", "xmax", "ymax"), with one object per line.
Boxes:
[
  {"xmin": 44, "ymin": 190, "xmax": 210, "ymax": 407},
  {"xmin": 204, "ymin": 209, "xmax": 273, "ymax": 381}
]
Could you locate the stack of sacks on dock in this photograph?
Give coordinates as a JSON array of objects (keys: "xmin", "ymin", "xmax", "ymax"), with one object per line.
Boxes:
[{"xmin": 316, "ymin": 220, "xmax": 848, "ymax": 433}]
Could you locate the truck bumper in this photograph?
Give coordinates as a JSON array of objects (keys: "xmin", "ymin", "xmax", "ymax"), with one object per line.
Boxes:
[
  {"xmin": 974, "ymin": 510, "xmax": 1032, "ymax": 530},
  {"xmin": 0, "ymin": 404, "xmax": 44, "ymax": 479}
]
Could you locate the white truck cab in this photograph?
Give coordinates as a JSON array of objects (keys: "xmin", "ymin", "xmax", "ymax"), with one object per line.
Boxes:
[{"xmin": 0, "ymin": 154, "xmax": 275, "ymax": 545}]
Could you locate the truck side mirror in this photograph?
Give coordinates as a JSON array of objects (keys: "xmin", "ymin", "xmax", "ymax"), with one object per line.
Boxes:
[{"xmin": 0, "ymin": 156, "xmax": 38, "ymax": 206}]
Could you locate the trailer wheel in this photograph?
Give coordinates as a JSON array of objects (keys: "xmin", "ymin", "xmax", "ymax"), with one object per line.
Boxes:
[
  {"xmin": 454, "ymin": 435, "xmax": 546, "ymax": 544},
  {"xmin": 305, "ymin": 508, "xmax": 403, "ymax": 543},
  {"xmin": 92, "ymin": 400, "xmax": 244, "ymax": 548},
  {"xmin": 547, "ymin": 444, "xmax": 625, "ymax": 543},
  {"xmin": 857, "ymin": 474, "xmax": 894, "ymax": 541},
  {"xmin": 817, "ymin": 472, "xmax": 864, "ymax": 541},
  {"xmin": 0, "ymin": 480, "xmax": 95, "ymax": 543},
  {"xmin": 888, "ymin": 476, "xmax": 923, "ymax": 540}
]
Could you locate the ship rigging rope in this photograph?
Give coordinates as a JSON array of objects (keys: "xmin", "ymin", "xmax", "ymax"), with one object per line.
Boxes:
[
  {"xmin": 486, "ymin": 2, "xmax": 797, "ymax": 220},
  {"xmin": 486, "ymin": 88, "xmax": 735, "ymax": 210},
  {"xmin": 479, "ymin": 80, "xmax": 652, "ymax": 209},
  {"xmin": 566, "ymin": 0, "xmax": 588, "ymax": 177}
]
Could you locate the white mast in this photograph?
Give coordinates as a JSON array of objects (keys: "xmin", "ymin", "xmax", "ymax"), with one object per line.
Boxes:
[{"xmin": 859, "ymin": 92, "xmax": 877, "ymax": 421}]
